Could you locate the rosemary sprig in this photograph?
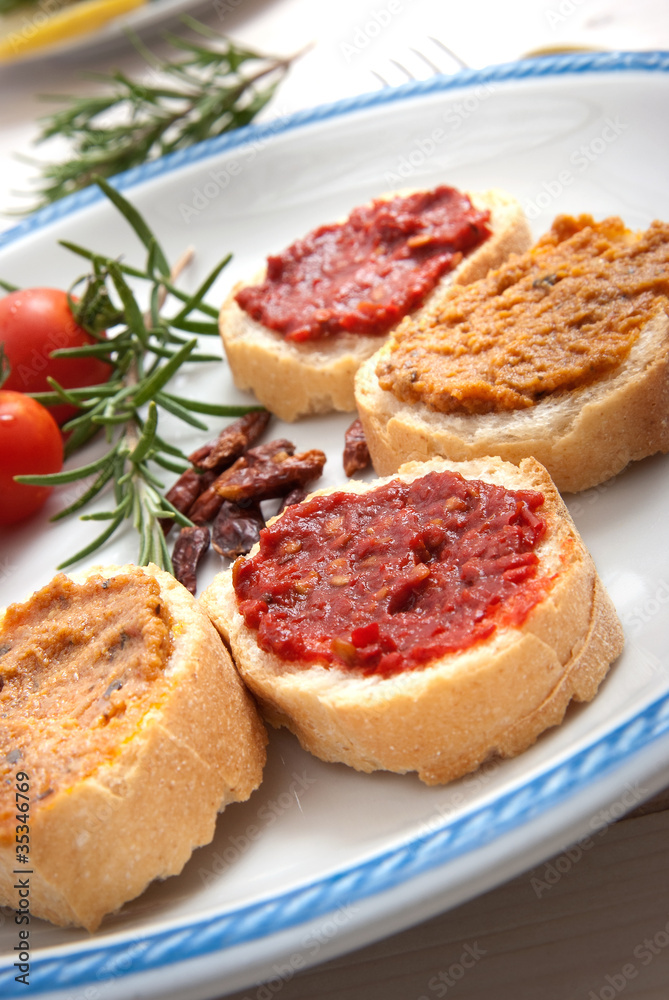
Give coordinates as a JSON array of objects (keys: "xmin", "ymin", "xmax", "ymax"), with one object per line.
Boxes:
[
  {"xmin": 18, "ymin": 17, "xmax": 294, "ymax": 212},
  {"xmin": 15, "ymin": 176, "xmax": 261, "ymax": 573}
]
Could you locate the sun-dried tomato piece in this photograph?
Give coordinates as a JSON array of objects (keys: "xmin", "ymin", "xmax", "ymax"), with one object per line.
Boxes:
[
  {"xmin": 188, "ymin": 441, "xmax": 292, "ymax": 522},
  {"xmin": 187, "ymin": 481, "xmax": 224, "ymax": 525},
  {"xmin": 172, "ymin": 525, "xmax": 210, "ymax": 595},
  {"xmin": 343, "ymin": 418, "xmax": 370, "ymax": 477},
  {"xmin": 164, "ymin": 467, "xmax": 202, "ymax": 515},
  {"xmin": 244, "ymin": 438, "xmax": 296, "ymax": 463},
  {"xmin": 214, "ymin": 441, "xmax": 326, "ymax": 503},
  {"xmin": 188, "ymin": 411, "xmax": 271, "ymax": 472},
  {"xmin": 211, "ymin": 500, "xmax": 265, "ymax": 559},
  {"xmin": 160, "ymin": 467, "xmax": 216, "ymax": 534},
  {"xmin": 277, "ymin": 487, "xmax": 309, "ymax": 513}
]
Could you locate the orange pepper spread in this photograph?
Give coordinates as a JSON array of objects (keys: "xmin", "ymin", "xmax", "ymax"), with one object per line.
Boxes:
[
  {"xmin": 376, "ymin": 215, "xmax": 669, "ymax": 414},
  {"xmin": 0, "ymin": 572, "xmax": 173, "ymax": 835}
]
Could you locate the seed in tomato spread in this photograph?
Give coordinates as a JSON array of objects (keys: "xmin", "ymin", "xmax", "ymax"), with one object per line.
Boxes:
[
  {"xmin": 232, "ymin": 470, "xmax": 551, "ymax": 676},
  {"xmin": 0, "ymin": 572, "xmax": 173, "ymax": 832},
  {"xmin": 234, "ymin": 187, "xmax": 491, "ymax": 342},
  {"xmin": 377, "ymin": 214, "xmax": 669, "ymax": 414}
]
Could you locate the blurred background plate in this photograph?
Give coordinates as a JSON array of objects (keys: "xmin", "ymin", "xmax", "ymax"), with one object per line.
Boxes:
[{"xmin": 0, "ymin": 0, "xmax": 211, "ymax": 64}]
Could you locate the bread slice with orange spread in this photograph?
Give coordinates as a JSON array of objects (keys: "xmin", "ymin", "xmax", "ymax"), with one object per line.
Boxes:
[
  {"xmin": 0, "ymin": 562, "xmax": 267, "ymax": 931},
  {"xmin": 200, "ymin": 456, "xmax": 624, "ymax": 786},
  {"xmin": 219, "ymin": 187, "xmax": 532, "ymax": 422},
  {"xmin": 355, "ymin": 214, "xmax": 669, "ymax": 492}
]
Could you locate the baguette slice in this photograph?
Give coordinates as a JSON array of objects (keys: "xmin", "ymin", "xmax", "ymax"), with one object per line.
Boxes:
[
  {"xmin": 355, "ymin": 221, "xmax": 669, "ymax": 493},
  {"xmin": 219, "ymin": 188, "xmax": 531, "ymax": 422},
  {"xmin": 201, "ymin": 457, "xmax": 624, "ymax": 786},
  {"xmin": 0, "ymin": 563, "xmax": 267, "ymax": 931}
]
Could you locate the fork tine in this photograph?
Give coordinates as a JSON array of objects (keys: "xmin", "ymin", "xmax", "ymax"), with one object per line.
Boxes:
[
  {"xmin": 371, "ymin": 70, "xmax": 392, "ymax": 87},
  {"xmin": 390, "ymin": 59, "xmax": 416, "ymax": 80},
  {"xmin": 389, "ymin": 58, "xmax": 416, "ymax": 80},
  {"xmin": 372, "ymin": 37, "xmax": 469, "ymax": 89},
  {"xmin": 428, "ymin": 36, "xmax": 469, "ymax": 69},
  {"xmin": 410, "ymin": 47, "xmax": 442, "ymax": 75}
]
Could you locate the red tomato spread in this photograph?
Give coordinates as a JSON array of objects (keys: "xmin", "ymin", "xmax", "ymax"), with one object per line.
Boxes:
[
  {"xmin": 234, "ymin": 187, "xmax": 491, "ymax": 342},
  {"xmin": 233, "ymin": 470, "xmax": 551, "ymax": 675}
]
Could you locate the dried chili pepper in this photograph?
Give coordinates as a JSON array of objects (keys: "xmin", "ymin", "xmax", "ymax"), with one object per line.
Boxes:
[
  {"xmin": 343, "ymin": 417, "xmax": 370, "ymax": 477},
  {"xmin": 189, "ymin": 411, "xmax": 270, "ymax": 472},
  {"xmin": 164, "ymin": 467, "xmax": 203, "ymax": 516},
  {"xmin": 187, "ymin": 480, "xmax": 225, "ymax": 525},
  {"xmin": 187, "ymin": 440, "xmax": 290, "ymax": 523},
  {"xmin": 277, "ymin": 486, "xmax": 309, "ymax": 512},
  {"xmin": 214, "ymin": 441, "xmax": 326, "ymax": 503},
  {"xmin": 161, "ymin": 467, "xmax": 216, "ymax": 534},
  {"xmin": 168, "ymin": 425, "xmax": 325, "ymax": 591},
  {"xmin": 211, "ymin": 499, "xmax": 265, "ymax": 559},
  {"xmin": 172, "ymin": 524, "xmax": 210, "ymax": 594}
]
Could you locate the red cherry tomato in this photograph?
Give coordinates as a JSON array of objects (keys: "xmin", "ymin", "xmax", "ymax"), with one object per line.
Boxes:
[
  {"xmin": 0, "ymin": 287, "xmax": 112, "ymax": 425},
  {"xmin": 0, "ymin": 390, "xmax": 64, "ymax": 525}
]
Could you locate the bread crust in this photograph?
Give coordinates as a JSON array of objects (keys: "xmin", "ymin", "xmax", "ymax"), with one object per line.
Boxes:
[
  {"xmin": 0, "ymin": 563, "xmax": 267, "ymax": 931},
  {"xmin": 219, "ymin": 189, "xmax": 532, "ymax": 422},
  {"xmin": 354, "ymin": 257, "xmax": 669, "ymax": 494},
  {"xmin": 200, "ymin": 457, "xmax": 624, "ymax": 785}
]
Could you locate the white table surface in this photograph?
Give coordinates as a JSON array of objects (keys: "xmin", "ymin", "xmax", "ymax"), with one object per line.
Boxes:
[{"xmin": 2, "ymin": 2, "xmax": 669, "ymax": 998}]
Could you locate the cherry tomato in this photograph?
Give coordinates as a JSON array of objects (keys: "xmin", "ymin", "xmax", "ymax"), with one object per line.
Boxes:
[
  {"xmin": 0, "ymin": 390, "xmax": 64, "ymax": 526},
  {"xmin": 0, "ymin": 287, "xmax": 112, "ymax": 425}
]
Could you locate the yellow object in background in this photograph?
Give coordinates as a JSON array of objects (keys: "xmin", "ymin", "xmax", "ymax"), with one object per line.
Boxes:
[{"xmin": 0, "ymin": 0, "xmax": 147, "ymax": 62}]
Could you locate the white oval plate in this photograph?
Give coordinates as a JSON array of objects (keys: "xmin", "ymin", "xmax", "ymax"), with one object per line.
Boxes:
[{"xmin": 1, "ymin": 51, "xmax": 669, "ymax": 1000}]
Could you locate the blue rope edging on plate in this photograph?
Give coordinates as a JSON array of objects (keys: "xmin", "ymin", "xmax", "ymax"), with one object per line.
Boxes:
[
  {"xmin": 1, "ymin": 48, "xmax": 669, "ymax": 251},
  {"xmin": 3, "ymin": 690, "xmax": 669, "ymax": 996},
  {"xmin": 1, "ymin": 48, "xmax": 669, "ymax": 995}
]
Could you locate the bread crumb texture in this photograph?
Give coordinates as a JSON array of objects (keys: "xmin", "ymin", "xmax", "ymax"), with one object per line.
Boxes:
[{"xmin": 0, "ymin": 563, "xmax": 267, "ymax": 930}]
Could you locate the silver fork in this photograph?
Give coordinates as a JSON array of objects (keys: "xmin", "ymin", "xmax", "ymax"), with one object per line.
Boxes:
[{"xmin": 371, "ymin": 37, "xmax": 469, "ymax": 88}]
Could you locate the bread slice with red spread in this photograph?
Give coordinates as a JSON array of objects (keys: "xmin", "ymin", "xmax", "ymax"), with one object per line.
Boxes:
[
  {"xmin": 219, "ymin": 187, "xmax": 532, "ymax": 422},
  {"xmin": 354, "ymin": 214, "xmax": 669, "ymax": 492},
  {"xmin": 200, "ymin": 456, "xmax": 623, "ymax": 786},
  {"xmin": 0, "ymin": 562, "xmax": 267, "ymax": 931}
]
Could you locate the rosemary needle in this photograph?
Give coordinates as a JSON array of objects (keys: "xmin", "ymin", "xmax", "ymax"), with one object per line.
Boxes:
[
  {"xmin": 15, "ymin": 176, "xmax": 262, "ymax": 575},
  {"xmin": 17, "ymin": 17, "xmax": 295, "ymax": 213}
]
